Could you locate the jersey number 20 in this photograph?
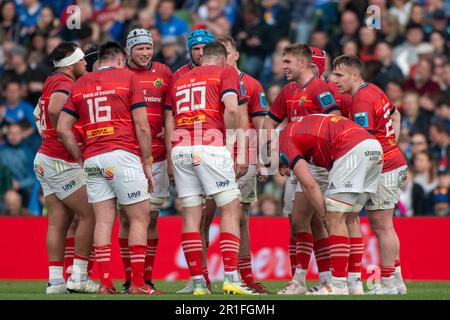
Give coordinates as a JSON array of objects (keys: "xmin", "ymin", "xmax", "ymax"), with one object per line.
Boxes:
[{"xmin": 175, "ymin": 86, "xmax": 206, "ymax": 114}]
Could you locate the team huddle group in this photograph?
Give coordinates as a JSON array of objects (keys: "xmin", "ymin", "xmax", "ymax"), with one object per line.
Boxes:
[{"xmin": 35, "ymin": 26, "xmax": 408, "ymax": 296}]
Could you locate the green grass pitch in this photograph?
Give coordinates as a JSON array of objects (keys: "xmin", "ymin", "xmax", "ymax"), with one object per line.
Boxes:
[{"xmin": 1, "ymin": 280, "xmax": 450, "ymax": 300}]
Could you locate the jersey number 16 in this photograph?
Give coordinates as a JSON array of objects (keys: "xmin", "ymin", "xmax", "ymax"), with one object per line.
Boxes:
[{"xmin": 87, "ymin": 97, "xmax": 111, "ymax": 123}]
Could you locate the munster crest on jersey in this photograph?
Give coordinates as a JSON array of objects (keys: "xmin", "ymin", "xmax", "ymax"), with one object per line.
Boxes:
[
  {"xmin": 154, "ymin": 78, "xmax": 163, "ymax": 87},
  {"xmin": 299, "ymin": 95, "xmax": 306, "ymax": 105}
]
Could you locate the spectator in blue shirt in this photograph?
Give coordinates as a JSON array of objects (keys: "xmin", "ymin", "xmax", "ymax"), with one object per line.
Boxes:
[
  {"xmin": 156, "ymin": 0, "xmax": 188, "ymax": 39},
  {"xmin": 2, "ymin": 80, "xmax": 37, "ymax": 140},
  {"xmin": 16, "ymin": 0, "xmax": 41, "ymax": 27},
  {"xmin": 16, "ymin": 0, "xmax": 41, "ymax": 43},
  {"xmin": 0, "ymin": 123, "xmax": 35, "ymax": 214}
]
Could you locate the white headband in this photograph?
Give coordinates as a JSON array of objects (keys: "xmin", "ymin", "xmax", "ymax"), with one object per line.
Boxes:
[{"xmin": 54, "ymin": 48, "xmax": 85, "ymax": 68}]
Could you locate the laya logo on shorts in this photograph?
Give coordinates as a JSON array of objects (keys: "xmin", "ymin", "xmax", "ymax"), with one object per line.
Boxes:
[
  {"xmin": 318, "ymin": 91, "xmax": 336, "ymax": 109},
  {"xmin": 127, "ymin": 191, "xmax": 141, "ymax": 199},
  {"xmin": 86, "ymin": 127, "xmax": 114, "ymax": 139},
  {"xmin": 62, "ymin": 180, "xmax": 76, "ymax": 191},
  {"xmin": 216, "ymin": 179, "xmax": 230, "ymax": 188},
  {"xmin": 177, "ymin": 115, "xmax": 205, "ymax": 126},
  {"xmin": 354, "ymin": 112, "xmax": 369, "ymax": 128}
]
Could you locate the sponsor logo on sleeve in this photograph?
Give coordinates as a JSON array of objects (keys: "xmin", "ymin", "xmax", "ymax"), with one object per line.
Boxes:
[
  {"xmin": 239, "ymin": 81, "xmax": 247, "ymax": 97},
  {"xmin": 259, "ymin": 92, "xmax": 268, "ymax": 108},
  {"xmin": 354, "ymin": 112, "xmax": 369, "ymax": 128},
  {"xmin": 318, "ymin": 91, "xmax": 336, "ymax": 109}
]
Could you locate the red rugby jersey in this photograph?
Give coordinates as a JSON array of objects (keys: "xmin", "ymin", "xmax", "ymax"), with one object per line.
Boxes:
[
  {"xmin": 126, "ymin": 61, "xmax": 172, "ymax": 162},
  {"xmin": 165, "ymin": 63, "xmax": 247, "ymax": 111},
  {"xmin": 350, "ymin": 82, "xmax": 406, "ymax": 172},
  {"xmin": 279, "ymin": 114, "xmax": 377, "ymax": 171},
  {"xmin": 170, "ymin": 65, "xmax": 241, "ymax": 147},
  {"xmin": 38, "ymin": 73, "xmax": 78, "ymax": 163},
  {"xmin": 268, "ymin": 76, "xmax": 339, "ymax": 123},
  {"xmin": 62, "ymin": 67, "xmax": 146, "ymax": 160}
]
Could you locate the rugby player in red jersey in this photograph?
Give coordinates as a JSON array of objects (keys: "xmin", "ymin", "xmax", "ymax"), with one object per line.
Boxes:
[
  {"xmin": 165, "ymin": 42, "xmax": 257, "ymax": 295},
  {"xmin": 34, "ymin": 43, "xmax": 98, "ymax": 294},
  {"xmin": 310, "ymin": 48, "xmax": 365, "ymax": 295},
  {"xmin": 168, "ymin": 30, "xmax": 250, "ymax": 294},
  {"xmin": 117, "ymin": 29, "xmax": 172, "ymax": 294},
  {"xmin": 332, "ymin": 55, "xmax": 407, "ymax": 295},
  {"xmin": 164, "ymin": 28, "xmax": 215, "ymax": 294},
  {"xmin": 263, "ymin": 43, "xmax": 340, "ymax": 295},
  {"xmin": 279, "ymin": 114, "xmax": 383, "ymax": 295},
  {"xmin": 310, "ymin": 47, "xmax": 353, "ymax": 118},
  {"xmin": 196, "ymin": 35, "xmax": 270, "ymax": 294},
  {"xmin": 57, "ymin": 42, "xmax": 155, "ymax": 295}
]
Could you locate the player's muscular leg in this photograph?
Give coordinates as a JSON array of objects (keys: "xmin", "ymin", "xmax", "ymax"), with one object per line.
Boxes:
[
  {"xmin": 118, "ymin": 207, "xmax": 130, "ymax": 239},
  {"xmin": 148, "ymin": 210, "xmax": 159, "ymax": 239},
  {"xmin": 93, "ymin": 199, "xmax": 118, "ymax": 246},
  {"xmin": 368, "ymin": 209, "xmax": 397, "ymax": 267},
  {"xmin": 123, "ymin": 200, "xmax": 151, "ymax": 246},
  {"xmin": 288, "ymin": 214, "xmax": 295, "ymax": 241},
  {"xmin": 66, "ymin": 216, "xmax": 79, "ymax": 239},
  {"xmin": 63, "ymin": 186, "xmax": 95, "ymax": 257},
  {"xmin": 324, "ymin": 212, "xmax": 349, "ymax": 237},
  {"xmin": 311, "ymin": 212, "xmax": 328, "ymax": 241},
  {"xmin": 202, "ymin": 199, "xmax": 216, "ymax": 265},
  {"xmin": 46, "ymin": 194, "xmax": 73, "ymax": 261},
  {"xmin": 218, "ymin": 198, "xmax": 242, "ymax": 237},
  {"xmin": 239, "ymin": 203, "xmax": 251, "ymax": 257},
  {"xmin": 292, "ymin": 192, "xmax": 314, "ymax": 233},
  {"xmin": 183, "ymin": 205, "xmax": 204, "ymax": 233},
  {"xmin": 345, "ymin": 213, "xmax": 361, "ymax": 238}
]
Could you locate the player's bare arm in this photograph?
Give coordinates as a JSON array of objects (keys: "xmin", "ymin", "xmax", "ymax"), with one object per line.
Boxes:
[
  {"xmin": 391, "ymin": 107, "xmax": 401, "ymax": 143},
  {"xmin": 164, "ymin": 109, "xmax": 175, "ymax": 182},
  {"xmin": 132, "ymin": 105, "xmax": 154, "ymax": 192},
  {"xmin": 252, "ymin": 116, "xmax": 268, "ymax": 181},
  {"xmin": 57, "ymin": 111, "xmax": 82, "ymax": 164},
  {"xmin": 292, "ymin": 159, "xmax": 326, "ymax": 219},
  {"xmin": 236, "ymin": 101, "xmax": 249, "ymax": 179},
  {"xmin": 48, "ymin": 92, "xmax": 70, "ymax": 129}
]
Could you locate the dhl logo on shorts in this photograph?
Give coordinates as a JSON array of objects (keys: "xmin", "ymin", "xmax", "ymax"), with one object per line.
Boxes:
[
  {"xmin": 86, "ymin": 127, "xmax": 115, "ymax": 139},
  {"xmin": 177, "ymin": 115, "xmax": 205, "ymax": 126}
]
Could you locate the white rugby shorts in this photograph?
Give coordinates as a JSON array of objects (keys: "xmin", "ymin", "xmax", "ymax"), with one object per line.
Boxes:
[
  {"xmin": 83, "ymin": 149, "xmax": 150, "ymax": 205},
  {"xmin": 171, "ymin": 145, "xmax": 239, "ymax": 198},
  {"xmin": 34, "ymin": 152, "xmax": 86, "ymax": 200}
]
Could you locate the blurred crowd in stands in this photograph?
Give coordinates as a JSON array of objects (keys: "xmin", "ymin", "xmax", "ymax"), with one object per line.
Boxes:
[{"xmin": 0, "ymin": 0, "xmax": 449, "ymax": 217}]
